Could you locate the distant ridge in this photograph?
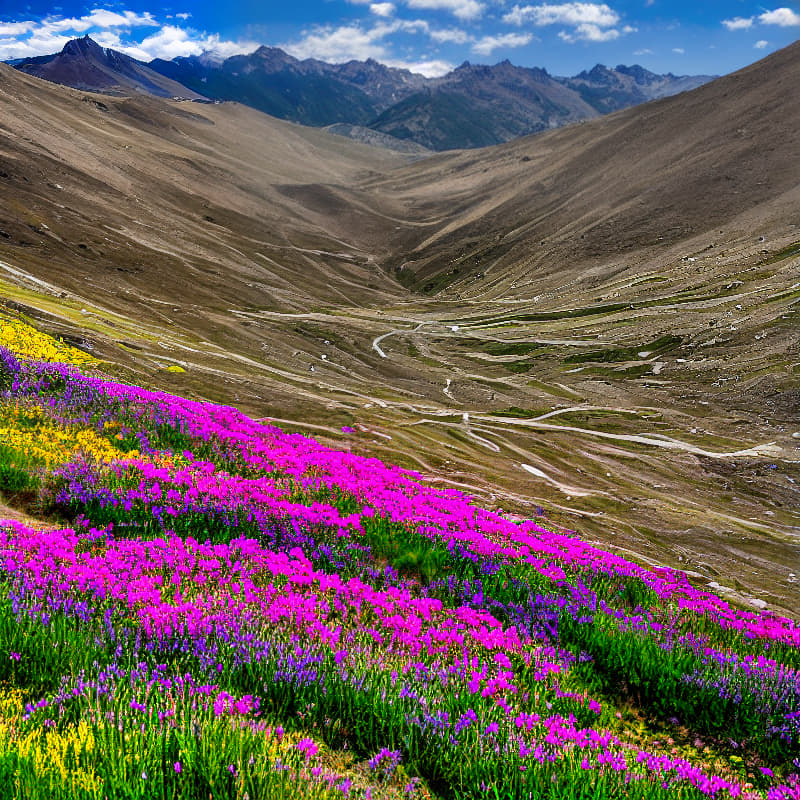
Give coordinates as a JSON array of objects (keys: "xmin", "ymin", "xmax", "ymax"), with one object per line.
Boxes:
[
  {"xmin": 11, "ymin": 37, "xmax": 715, "ymax": 151},
  {"xmin": 13, "ymin": 35, "xmax": 206, "ymax": 100},
  {"xmin": 559, "ymin": 63, "xmax": 714, "ymax": 113},
  {"xmin": 150, "ymin": 47, "xmax": 715, "ymax": 150},
  {"xmin": 369, "ymin": 60, "xmax": 600, "ymax": 150}
]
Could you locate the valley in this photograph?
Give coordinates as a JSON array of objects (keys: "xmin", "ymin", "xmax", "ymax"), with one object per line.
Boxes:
[
  {"xmin": 2, "ymin": 229, "xmax": 797, "ymax": 615},
  {"xmin": 0, "ymin": 40, "xmax": 798, "ymax": 620}
]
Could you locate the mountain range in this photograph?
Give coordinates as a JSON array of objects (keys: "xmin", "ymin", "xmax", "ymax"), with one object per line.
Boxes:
[
  {"xmin": 11, "ymin": 36, "xmax": 715, "ymax": 151},
  {"xmin": 0, "ymin": 39, "xmax": 798, "ymax": 613}
]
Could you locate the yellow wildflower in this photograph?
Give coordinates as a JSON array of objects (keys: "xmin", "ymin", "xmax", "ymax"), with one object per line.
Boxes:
[
  {"xmin": 0, "ymin": 314, "xmax": 100, "ymax": 368},
  {"xmin": 0, "ymin": 404, "xmax": 137, "ymax": 468}
]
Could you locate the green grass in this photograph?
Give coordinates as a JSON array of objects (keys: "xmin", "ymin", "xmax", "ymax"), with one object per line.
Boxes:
[
  {"xmin": 564, "ymin": 335, "xmax": 682, "ymax": 365},
  {"xmin": 478, "ymin": 341, "xmax": 548, "ymax": 357},
  {"xmin": 0, "ymin": 444, "xmax": 41, "ymax": 497},
  {"xmin": 489, "ymin": 406, "xmax": 551, "ymax": 419},
  {"xmin": 758, "ymin": 241, "xmax": 800, "ymax": 266},
  {"xmin": 503, "ymin": 360, "xmax": 534, "ymax": 374},
  {"xmin": 526, "ymin": 379, "xmax": 582, "ymax": 399}
]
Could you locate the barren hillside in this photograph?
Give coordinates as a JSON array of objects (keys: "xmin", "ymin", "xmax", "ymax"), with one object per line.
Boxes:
[
  {"xmin": 372, "ymin": 39, "xmax": 800, "ymax": 294},
  {"xmin": 0, "ymin": 43, "xmax": 797, "ymax": 615}
]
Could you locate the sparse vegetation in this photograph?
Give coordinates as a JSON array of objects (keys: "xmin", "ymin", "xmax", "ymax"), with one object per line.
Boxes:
[
  {"xmin": 489, "ymin": 406, "xmax": 550, "ymax": 418},
  {"xmin": 564, "ymin": 335, "xmax": 682, "ymax": 364},
  {"xmin": 758, "ymin": 241, "xmax": 800, "ymax": 266}
]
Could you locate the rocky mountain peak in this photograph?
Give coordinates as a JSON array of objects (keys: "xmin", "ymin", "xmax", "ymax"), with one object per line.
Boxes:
[
  {"xmin": 61, "ymin": 35, "xmax": 104, "ymax": 59},
  {"xmin": 615, "ymin": 63, "xmax": 660, "ymax": 84}
]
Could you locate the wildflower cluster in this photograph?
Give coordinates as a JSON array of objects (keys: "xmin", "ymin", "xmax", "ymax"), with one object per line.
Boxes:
[
  {"xmin": 0, "ymin": 315, "xmax": 99, "ymax": 368},
  {"xmin": 0, "ymin": 339, "xmax": 797, "ymax": 799}
]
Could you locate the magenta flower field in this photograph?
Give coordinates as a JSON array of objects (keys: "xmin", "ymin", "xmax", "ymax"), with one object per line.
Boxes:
[{"xmin": 0, "ymin": 344, "xmax": 798, "ymax": 799}]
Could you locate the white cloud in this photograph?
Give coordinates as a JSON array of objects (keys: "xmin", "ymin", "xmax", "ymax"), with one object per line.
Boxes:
[
  {"xmin": 0, "ymin": 37, "xmax": 41, "ymax": 60},
  {"xmin": 672, "ymin": 47, "xmax": 684, "ymax": 54},
  {"xmin": 351, "ymin": 0, "xmax": 483, "ymax": 18},
  {"xmin": 119, "ymin": 27, "xmax": 260, "ymax": 61},
  {"xmin": 722, "ymin": 7, "xmax": 800, "ymax": 35},
  {"xmin": 199, "ymin": 35, "xmax": 262, "ymax": 60},
  {"xmin": 472, "ymin": 32, "xmax": 533, "ymax": 55},
  {"xmin": 759, "ymin": 7, "xmax": 800, "ymax": 26},
  {"xmin": 370, "ymin": 3, "xmax": 396, "ymax": 16},
  {"xmin": 503, "ymin": 3, "xmax": 620, "ymax": 27},
  {"xmin": 755, "ymin": 39, "xmax": 769, "ymax": 47},
  {"xmin": 387, "ymin": 57, "xmax": 454, "ymax": 75},
  {"xmin": 284, "ymin": 24, "xmax": 390, "ymax": 62},
  {"xmin": 0, "ymin": 21, "xmax": 34, "ymax": 36},
  {"xmin": 503, "ymin": 3, "xmax": 631, "ymax": 43},
  {"xmin": 722, "ymin": 16, "xmax": 754, "ymax": 30},
  {"xmin": 284, "ymin": 18, "xmax": 434, "ymax": 63},
  {"xmin": 106, "ymin": 25, "xmax": 194, "ymax": 60},
  {"xmin": 4, "ymin": 9, "xmax": 156, "ymax": 43},
  {"xmin": 406, "ymin": 0, "xmax": 485, "ymax": 21},
  {"xmin": 91, "ymin": 30, "xmax": 123, "ymax": 48},
  {"xmin": 38, "ymin": 17, "xmax": 93, "ymax": 34},
  {"xmin": 84, "ymin": 9, "xmax": 157, "ymax": 28},
  {"xmin": 559, "ymin": 22, "xmax": 618, "ymax": 41},
  {"xmin": 633, "ymin": 48, "xmax": 652, "ymax": 55},
  {"xmin": 385, "ymin": 19, "xmax": 432, "ymax": 35},
  {"xmin": 0, "ymin": 28, "xmax": 74, "ymax": 59},
  {"xmin": 430, "ymin": 27, "xmax": 472, "ymax": 43},
  {"xmin": 0, "ymin": 10, "xmax": 259, "ymax": 62}
]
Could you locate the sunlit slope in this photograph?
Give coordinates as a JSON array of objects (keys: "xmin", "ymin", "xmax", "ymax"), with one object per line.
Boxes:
[
  {"xmin": 0, "ymin": 42, "xmax": 797, "ymax": 618},
  {"xmin": 0, "ymin": 63, "xmax": 410, "ymax": 319},
  {"xmin": 372, "ymin": 39, "xmax": 800, "ymax": 296}
]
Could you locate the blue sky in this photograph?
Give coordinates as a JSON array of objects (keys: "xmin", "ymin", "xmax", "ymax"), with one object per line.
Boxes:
[{"xmin": 1, "ymin": 2, "xmax": 799, "ymax": 77}]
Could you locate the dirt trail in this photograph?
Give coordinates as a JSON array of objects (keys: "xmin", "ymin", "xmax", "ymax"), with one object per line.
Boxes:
[
  {"xmin": 473, "ymin": 414, "xmax": 782, "ymax": 460},
  {"xmin": 520, "ymin": 463, "xmax": 596, "ymax": 497},
  {"xmin": 372, "ymin": 321, "xmax": 430, "ymax": 358},
  {"xmin": 0, "ymin": 502, "xmax": 32, "ymax": 523}
]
